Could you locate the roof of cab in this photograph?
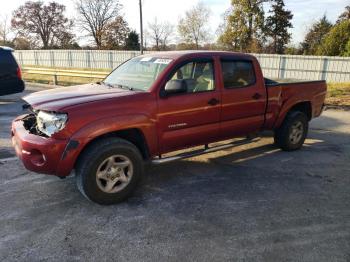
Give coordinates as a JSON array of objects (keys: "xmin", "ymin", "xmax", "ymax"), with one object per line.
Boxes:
[
  {"xmin": 0, "ymin": 46, "xmax": 14, "ymax": 52},
  {"xmin": 138, "ymin": 50, "xmax": 255, "ymax": 60}
]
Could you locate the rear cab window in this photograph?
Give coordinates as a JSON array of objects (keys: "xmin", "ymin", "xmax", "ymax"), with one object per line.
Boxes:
[{"xmin": 221, "ymin": 60, "xmax": 256, "ymax": 89}]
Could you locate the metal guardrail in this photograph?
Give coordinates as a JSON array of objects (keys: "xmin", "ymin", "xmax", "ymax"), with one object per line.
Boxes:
[{"xmin": 22, "ymin": 67, "xmax": 109, "ymax": 85}]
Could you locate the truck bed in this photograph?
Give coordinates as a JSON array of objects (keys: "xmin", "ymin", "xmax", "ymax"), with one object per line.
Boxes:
[
  {"xmin": 264, "ymin": 78, "xmax": 326, "ymax": 87},
  {"xmin": 263, "ymin": 78, "xmax": 327, "ymax": 130}
]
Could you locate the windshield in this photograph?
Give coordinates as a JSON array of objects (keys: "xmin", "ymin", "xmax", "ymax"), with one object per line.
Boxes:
[{"xmin": 103, "ymin": 56, "xmax": 173, "ymax": 91}]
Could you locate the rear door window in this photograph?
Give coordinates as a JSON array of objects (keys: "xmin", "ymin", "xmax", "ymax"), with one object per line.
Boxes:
[{"xmin": 221, "ymin": 60, "xmax": 256, "ymax": 89}]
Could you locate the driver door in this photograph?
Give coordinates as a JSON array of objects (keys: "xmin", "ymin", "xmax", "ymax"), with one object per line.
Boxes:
[{"xmin": 157, "ymin": 58, "xmax": 221, "ymax": 154}]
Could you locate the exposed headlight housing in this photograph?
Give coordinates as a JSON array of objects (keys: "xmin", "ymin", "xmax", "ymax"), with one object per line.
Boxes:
[{"xmin": 36, "ymin": 111, "xmax": 68, "ymax": 137}]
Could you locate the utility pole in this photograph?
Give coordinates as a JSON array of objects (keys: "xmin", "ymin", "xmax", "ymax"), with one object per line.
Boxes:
[{"xmin": 139, "ymin": 0, "xmax": 144, "ymax": 54}]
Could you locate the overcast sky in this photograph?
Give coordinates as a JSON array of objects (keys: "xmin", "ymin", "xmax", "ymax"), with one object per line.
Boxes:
[{"xmin": 1, "ymin": 0, "xmax": 349, "ymax": 46}]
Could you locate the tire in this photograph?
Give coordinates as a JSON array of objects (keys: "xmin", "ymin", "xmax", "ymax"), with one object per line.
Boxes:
[
  {"xmin": 274, "ymin": 111, "xmax": 308, "ymax": 151},
  {"xmin": 75, "ymin": 137, "xmax": 144, "ymax": 205}
]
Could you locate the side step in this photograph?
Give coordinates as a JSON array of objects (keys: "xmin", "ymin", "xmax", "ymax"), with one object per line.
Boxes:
[{"xmin": 151, "ymin": 137, "xmax": 260, "ymax": 165}]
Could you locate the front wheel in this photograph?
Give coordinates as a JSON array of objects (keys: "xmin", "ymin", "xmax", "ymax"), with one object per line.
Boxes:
[
  {"xmin": 75, "ymin": 138, "xmax": 144, "ymax": 205},
  {"xmin": 274, "ymin": 111, "xmax": 308, "ymax": 151}
]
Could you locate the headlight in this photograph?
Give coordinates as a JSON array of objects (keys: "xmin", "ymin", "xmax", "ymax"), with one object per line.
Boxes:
[{"xmin": 36, "ymin": 111, "xmax": 68, "ymax": 137}]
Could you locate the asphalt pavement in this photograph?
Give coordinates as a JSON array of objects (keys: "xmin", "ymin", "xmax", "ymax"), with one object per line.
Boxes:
[{"xmin": 0, "ymin": 84, "xmax": 349, "ymax": 261}]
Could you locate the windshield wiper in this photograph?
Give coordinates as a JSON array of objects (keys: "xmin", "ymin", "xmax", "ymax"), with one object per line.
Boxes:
[
  {"xmin": 100, "ymin": 82, "xmax": 142, "ymax": 91},
  {"xmin": 99, "ymin": 81, "xmax": 115, "ymax": 88},
  {"xmin": 115, "ymin": 84, "xmax": 134, "ymax": 91}
]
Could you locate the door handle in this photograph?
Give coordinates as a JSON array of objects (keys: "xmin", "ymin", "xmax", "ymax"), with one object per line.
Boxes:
[
  {"xmin": 208, "ymin": 98, "xmax": 220, "ymax": 106},
  {"xmin": 252, "ymin": 93, "xmax": 262, "ymax": 100}
]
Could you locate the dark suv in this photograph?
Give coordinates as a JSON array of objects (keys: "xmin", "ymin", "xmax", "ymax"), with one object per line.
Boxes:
[{"xmin": 0, "ymin": 46, "xmax": 25, "ymax": 96}]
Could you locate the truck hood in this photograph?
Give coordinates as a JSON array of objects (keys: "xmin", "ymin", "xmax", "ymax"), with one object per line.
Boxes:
[{"xmin": 23, "ymin": 83, "xmax": 135, "ymax": 111}]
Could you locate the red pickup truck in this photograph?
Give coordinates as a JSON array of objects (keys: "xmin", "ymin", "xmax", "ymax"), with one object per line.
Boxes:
[{"xmin": 12, "ymin": 51, "xmax": 327, "ymax": 204}]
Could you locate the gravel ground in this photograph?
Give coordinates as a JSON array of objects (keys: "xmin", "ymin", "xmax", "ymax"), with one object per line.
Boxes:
[{"xmin": 0, "ymin": 84, "xmax": 349, "ymax": 262}]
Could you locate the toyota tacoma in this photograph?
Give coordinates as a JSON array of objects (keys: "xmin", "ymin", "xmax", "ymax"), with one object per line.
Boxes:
[{"xmin": 11, "ymin": 51, "xmax": 327, "ymax": 205}]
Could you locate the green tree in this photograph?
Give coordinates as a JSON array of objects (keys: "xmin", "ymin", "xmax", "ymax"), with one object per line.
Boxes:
[
  {"xmin": 343, "ymin": 40, "xmax": 350, "ymax": 56},
  {"xmin": 125, "ymin": 30, "xmax": 140, "ymax": 50},
  {"xmin": 178, "ymin": 3, "xmax": 211, "ymax": 49},
  {"xmin": 265, "ymin": 0, "xmax": 293, "ymax": 54},
  {"xmin": 218, "ymin": 8, "xmax": 249, "ymax": 51},
  {"xmin": 300, "ymin": 15, "xmax": 332, "ymax": 55},
  {"xmin": 284, "ymin": 45, "xmax": 301, "ymax": 55},
  {"xmin": 218, "ymin": 0, "xmax": 267, "ymax": 52},
  {"xmin": 317, "ymin": 20, "xmax": 350, "ymax": 56}
]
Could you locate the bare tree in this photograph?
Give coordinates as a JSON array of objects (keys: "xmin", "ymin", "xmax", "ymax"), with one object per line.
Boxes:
[
  {"xmin": 0, "ymin": 15, "xmax": 10, "ymax": 45},
  {"xmin": 160, "ymin": 22, "xmax": 174, "ymax": 50},
  {"xmin": 11, "ymin": 1, "xmax": 72, "ymax": 49},
  {"xmin": 148, "ymin": 18, "xmax": 174, "ymax": 50},
  {"xmin": 75, "ymin": 0, "xmax": 121, "ymax": 49},
  {"xmin": 178, "ymin": 2, "xmax": 211, "ymax": 49}
]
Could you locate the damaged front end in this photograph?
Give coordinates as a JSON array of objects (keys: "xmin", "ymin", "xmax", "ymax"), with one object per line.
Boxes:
[
  {"xmin": 21, "ymin": 104, "xmax": 46, "ymax": 136},
  {"xmin": 22, "ymin": 113, "xmax": 48, "ymax": 137},
  {"xmin": 11, "ymin": 104, "xmax": 73, "ymax": 177},
  {"xmin": 20, "ymin": 103, "xmax": 68, "ymax": 138}
]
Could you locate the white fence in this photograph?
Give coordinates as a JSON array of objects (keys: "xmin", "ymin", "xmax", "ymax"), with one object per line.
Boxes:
[
  {"xmin": 254, "ymin": 53, "xmax": 350, "ymax": 83},
  {"xmin": 14, "ymin": 50, "xmax": 350, "ymax": 82},
  {"xmin": 14, "ymin": 50, "xmax": 149, "ymax": 70}
]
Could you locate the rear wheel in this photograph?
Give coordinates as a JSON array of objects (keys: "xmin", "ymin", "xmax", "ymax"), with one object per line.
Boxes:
[
  {"xmin": 75, "ymin": 137, "xmax": 144, "ymax": 205},
  {"xmin": 274, "ymin": 111, "xmax": 308, "ymax": 151}
]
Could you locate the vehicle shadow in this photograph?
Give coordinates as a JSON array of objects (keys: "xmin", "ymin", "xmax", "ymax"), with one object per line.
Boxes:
[{"xmin": 133, "ymin": 126, "xmax": 349, "ymax": 204}]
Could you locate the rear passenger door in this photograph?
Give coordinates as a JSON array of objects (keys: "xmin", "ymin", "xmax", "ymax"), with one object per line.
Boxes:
[{"xmin": 219, "ymin": 58, "xmax": 267, "ymax": 138}]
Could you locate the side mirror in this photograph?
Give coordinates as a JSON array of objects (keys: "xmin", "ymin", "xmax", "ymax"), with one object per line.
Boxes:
[{"xmin": 164, "ymin": 80, "xmax": 187, "ymax": 95}]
